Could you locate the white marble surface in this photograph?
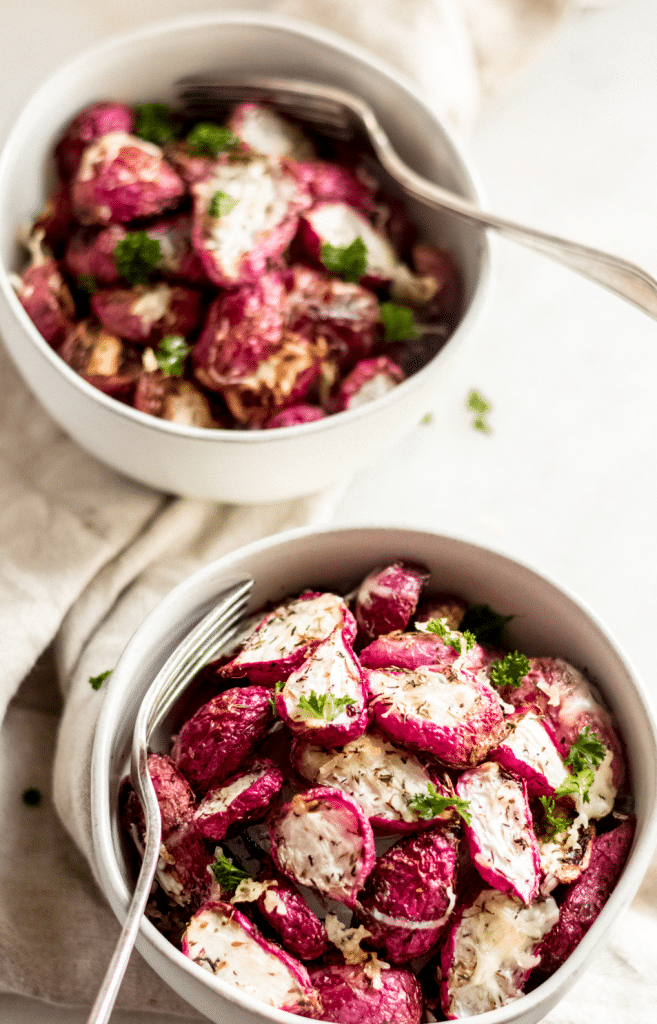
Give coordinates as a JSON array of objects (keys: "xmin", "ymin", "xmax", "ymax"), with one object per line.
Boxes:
[{"xmin": 2, "ymin": 1, "xmax": 657, "ymax": 1022}]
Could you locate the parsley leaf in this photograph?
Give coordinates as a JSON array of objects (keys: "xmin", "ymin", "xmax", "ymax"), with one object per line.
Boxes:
[
  {"xmin": 549, "ymin": 727, "xmax": 607, "ymax": 805},
  {"xmin": 134, "ymin": 102, "xmax": 179, "ymax": 147},
  {"xmin": 154, "ymin": 334, "xmax": 191, "ymax": 377},
  {"xmin": 459, "ymin": 604, "xmax": 513, "ymax": 648},
  {"xmin": 539, "ymin": 795, "xmax": 572, "ymax": 836},
  {"xmin": 467, "ymin": 388, "xmax": 491, "ymax": 433},
  {"xmin": 22, "ymin": 787, "xmax": 42, "ymax": 807},
  {"xmin": 186, "ymin": 123, "xmax": 239, "ymax": 158},
  {"xmin": 208, "ymin": 190, "xmax": 239, "ymax": 218},
  {"xmin": 417, "ymin": 617, "xmax": 476, "ymax": 655},
  {"xmin": 297, "ymin": 690, "xmax": 357, "ymax": 722},
  {"xmin": 406, "ymin": 783, "xmax": 472, "ymax": 825},
  {"xmin": 379, "ymin": 302, "xmax": 418, "ymax": 342},
  {"xmin": 113, "ymin": 231, "xmax": 161, "ymax": 285},
  {"xmin": 269, "ymin": 681, "xmax": 285, "ymax": 716},
  {"xmin": 555, "ymin": 767, "xmax": 597, "ymax": 804},
  {"xmin": 76, "ymin": 273, "xmax": 96, "ymax": 295},
  {"xmin": 564, "ymin": 726, "xmax": 607, "ymax": 773},
  {"xmin": 210, "ymin": 852, "xmax": 253, "ymax": 893},
  {"xmin": 89, "ymin": 669, "xmax": 112, "ymax": 691},
  {"xmin": 489, "ymin": 651, "xmax": 530, "ymax": 690},
  {"xmin": 321, "ymin": 237, "xmax": 368, "ymax": 283}
]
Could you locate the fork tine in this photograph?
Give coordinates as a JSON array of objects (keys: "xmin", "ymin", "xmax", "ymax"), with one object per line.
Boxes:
[
  {"xmin": 177, "ymin": 75, "xmax": 357, "ymax": 140},
  {"xmin": 145, "ymin": 578, "xmax": 253, "ymax": 735}
]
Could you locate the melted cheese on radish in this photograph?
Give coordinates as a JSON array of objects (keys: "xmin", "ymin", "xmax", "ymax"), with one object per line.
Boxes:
[
  {"xmin": 295, "ymin": 732, "xmax": 434, "ymax": 824},
  {"xmin": 445, "ymin": 890, "xmax": 558, "ymax": 1017}
]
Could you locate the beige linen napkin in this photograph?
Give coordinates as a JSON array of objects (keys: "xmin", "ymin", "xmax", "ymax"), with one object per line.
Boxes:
[{"xmin": 0, "ymin": 0, "xmax": 591, "ymax": 1017}]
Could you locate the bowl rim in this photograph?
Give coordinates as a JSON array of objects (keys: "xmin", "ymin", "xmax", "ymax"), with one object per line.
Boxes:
[
  {"xmin": 91, "ymin": 523, "xmax": 657, "ymax": 1024},
  {"xmin": 0, "ymin": 9, "xmax": 491, "ymax": 444}
]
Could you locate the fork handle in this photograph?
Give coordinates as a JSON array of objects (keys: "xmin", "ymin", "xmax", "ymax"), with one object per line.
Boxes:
[{"xmin": 371, "ymin": 130, "xmax": 657, "ymax": 319}]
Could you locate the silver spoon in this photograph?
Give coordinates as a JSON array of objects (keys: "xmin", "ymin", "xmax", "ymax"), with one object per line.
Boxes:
[
  {"xmin": 87, "ymin": 576, "xmax": 253, "ymax": 1024},
  {"xmin": 178, "ymin": 74, "xmax": 657, "ymax": 320}
]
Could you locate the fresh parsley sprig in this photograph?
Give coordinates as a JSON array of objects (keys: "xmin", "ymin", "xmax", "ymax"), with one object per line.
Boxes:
[
  {"xmin": 208, "ymin": 190, "xmax": 238, "ymax": 218},
  {"xmin": 417, "ymin": 617, "xmax": 476, "ymax": 655},
  {"xmin": 539, "ymin": 795, "xmax": 572, "ymax": 837},
  {"xmin": 154, "ymin": 334, "xmax": 191, "ymax": 377},
  {"xmin": 134, "ymin": 102, "xmax": 179, "ymax": 147},
  {"xmin": 210, "ymin": 852, "xmax": 253, "ymax": 893},
  {"xmin": 297, "ymin": 690, "xmax": 357, "ymax": 722},
  {"xmin": 186, "ymin": 123, "xmax": 239, "ymax": 158},
  {"xmin": 550, "ymin": 727, "xmax": 607, "ymax": 805},
  {"xmin": 406, "ymin": 782, "xmax": 472, "ymax": 826},
  {"xmin": 321, "ymin": 237, "xmax": 368, "ymax": 283},
  {"xmin": 489, "ymin": 651, "xmax": 530, "ymax": 690},
  {"xmin": 113, "ymin": 231, "xmax": 161, "ymax": 285},
  {"xmin": 564, "ymin": 726, "xmax": 607, "ymax": 773},
  {"xmin": 379, "ymin": 302, "xmax": 418, "ymax": 342}
]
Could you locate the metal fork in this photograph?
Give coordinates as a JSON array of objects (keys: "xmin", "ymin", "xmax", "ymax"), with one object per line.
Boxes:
[
  {"xmin": 87, "ymin": 576, "xmax": 253, "ymax": 1024},
  {"xmin": 178, "ymin": 74, "xmax": 657, "ymax": 320}
]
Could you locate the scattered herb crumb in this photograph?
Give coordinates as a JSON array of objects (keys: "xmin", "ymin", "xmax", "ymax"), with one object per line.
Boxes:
[
  {"xmin": 89, "ymin": 669, "xmax": 112, "ymax": 691},
  {"xmin": 208, "ymin": 190, "xmax": 239, "ymax": 218},
  {"xmin": 269, "ymin": 680, "xmax": 285, "ymax": 715},
  {"xmin": 22, "ymin": 787, "xmax": 42, "ymax": 807},
  {"xmin": 113, "ymin": 231, "xmax": 161, "ymax": 285},
  {"xmin": 154, "ymin": 334, "xmax": 191, "ymax": 376},
  {"xmin": 134, "ymin": 102, "xmax": 179, "ymax": 147},
  {"xmin": 186, "ymin": 123, "xmax": 239, "ymax": 158},
  {"xmin": 420, "ymin": 412, "xmax": 433, "ymax": 425},
  {"xmin": 379, "ymin": 301, "xmax": 418, "ymax": 341},
  {"xmin": 467, "ymin": 388, "xmax": 491, "ymax": 433}
]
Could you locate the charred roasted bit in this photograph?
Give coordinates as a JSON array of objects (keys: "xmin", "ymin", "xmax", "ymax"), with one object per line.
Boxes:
[
  {"xmin": 536, "ymin": 818, "xmax": 635, "ymax": 977},
  {"xmin": 58, "ymin": 321, "xmax": 142, "ymax": 396}
]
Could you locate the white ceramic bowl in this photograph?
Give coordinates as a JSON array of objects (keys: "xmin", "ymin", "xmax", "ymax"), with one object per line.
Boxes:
[
  {"xmin": 0, "ymin": 13, "xmax": 489, "ymax": 504},
  {"xmin": 92, "ymin": 524, "xmax": 657, "ymax": 1024}
]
